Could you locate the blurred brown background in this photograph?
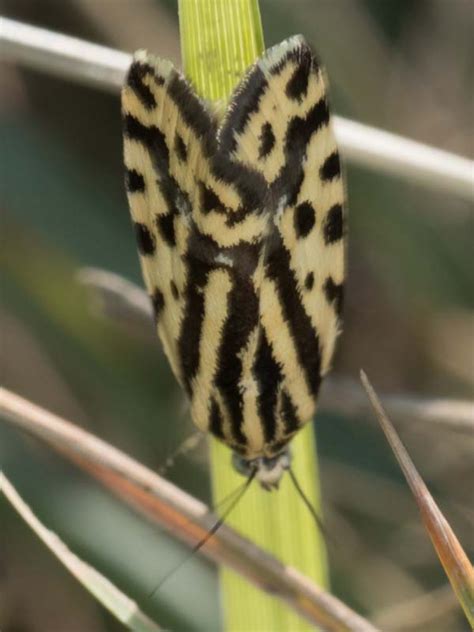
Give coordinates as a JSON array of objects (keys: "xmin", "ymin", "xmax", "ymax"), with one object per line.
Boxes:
[{"xmin": 1, "ymin": 1, "xmax": 473, "ymax": 631}]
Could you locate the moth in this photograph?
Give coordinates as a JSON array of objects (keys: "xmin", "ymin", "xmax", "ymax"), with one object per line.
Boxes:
[{"xmin": 122, "ymin": 36, "xmax": 345, "ymax": 490}]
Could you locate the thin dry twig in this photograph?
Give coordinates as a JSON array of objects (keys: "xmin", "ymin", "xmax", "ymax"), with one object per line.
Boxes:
[
  {"xmin": 0, "ymin": 387, "xmax": 379, "ymax": 632},
  {"xmin": 360, "ymin": 371, "xmax": 474, "ymax": 628},
  {"xmin": 77, "ymin": 268, "xmax": 154, "ymax": 339},
  {"xmin": 1, "ymin": 17, "xmax": 473, "ymax": 199},
  {"xmin": 79, "ymin": 266, "xmax": 474, "ymax": 434},
  {"xmin": 0, "ymin": 473, "xmax": 161, "ymax": 632}
]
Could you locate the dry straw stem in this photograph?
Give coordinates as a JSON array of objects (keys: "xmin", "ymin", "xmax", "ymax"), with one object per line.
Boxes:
[
  {"xmin": 0, "ymin": 387, "xmax": 379, "ymax": 632},
  {"xmin": 77, "ymin": 267, "xmax": 153, "ymax": 337},
  {"xmin": 360, "ymin": 371, "xmax": 474, "ymax": 628},
  {"xmin": 0, "ymin": 473, "xmax": 161, "ymax": 632},
  {"xmin": 79, "ymin": 266, "xmax": 474, "ymax": 435},
  {"xmin": 1, "ymin": 16, "xmax": 472, "ymax": 200}
]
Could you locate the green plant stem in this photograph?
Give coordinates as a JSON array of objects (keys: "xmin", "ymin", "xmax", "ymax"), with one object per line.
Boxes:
[{"xmin": 178, "ymin": 2, "xmax": 328, "ymax": 629}]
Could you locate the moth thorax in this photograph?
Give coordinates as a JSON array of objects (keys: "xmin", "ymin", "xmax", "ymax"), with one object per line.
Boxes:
[{"xmin": 232, "ymin": 448, "xmax": 291, "ymax": 491}]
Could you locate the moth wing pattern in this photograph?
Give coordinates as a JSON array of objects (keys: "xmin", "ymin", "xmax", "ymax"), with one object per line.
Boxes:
[
  {"xmin": 122, "ymin": 36, "xmax": 345, "ymax": 461},
  {"xmin": 214, "ymin": 35, "xmax": 346, "ymax": 454},
  {"xmin": 122, "ymin": 51, "xmax": 215, "ymax": 384}
]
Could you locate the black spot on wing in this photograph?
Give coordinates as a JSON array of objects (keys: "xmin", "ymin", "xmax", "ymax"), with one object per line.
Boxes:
[
  {"xmin": 294, "ymin": 202, "xmax": 316, "ymax": 238},
  {"xmin": 323, "ymin": 276, "xmax": 343, "ymax": 317},
  {"xmin": 127, "ymin": 62, "xmax": 157, "ymax": 109},
  {"xmin": 156, "ymin": 213, "xmax": 176, "ymax": 246},
  {"xmin": 174, "ymin": 133, "xmax": 187, "ymax": 162},
  {"xmin": 323, "ymin": 203, "xmax": 344, "ymax": 244},
  {"xmin": 151, "ymin": 287, "xmax": 165, "ymax": 318},
  {"xmin": 266, "ymin": 231, "xmax": 322, "ymax": 396},
  {"xmin": 253, "ymin": 329, "xmax": 282, "ymax": 444},
  {"xmin": 285, "ymin": 55, "xmax": 311, "ymax": 101},
  {"xmin": 209, "ymin": 397, "xmax": 225, "ymax": 440},
  {"xmin": 258, "ymin": 122, "xmax": 276, "ymax": 159},
  {"xmin": 320, "ymin": 151, "xmax": 341, "ymax": 181},
  {"xmin": 125, "ymin": 168, "xmax": 145, "ymax": 193},
  {"xmin": 134, "ymin": 222, "xmax": 155, "ymax": 255},
  {"xmin": 220, "ymin": 65, "xmax": 268, "ymax": 155},
  {"xmin": 305, "ymin": 272, "xmax": 314, "ymax": 290},
  {"xmin": 280, "ymin": 390, "xmax": 300, "ymax": 435}
]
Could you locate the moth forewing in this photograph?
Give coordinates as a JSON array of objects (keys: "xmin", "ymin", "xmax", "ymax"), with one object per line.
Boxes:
[{"xmin": 122, "ymin": 35, "xmax": 345, "ymax": 489}]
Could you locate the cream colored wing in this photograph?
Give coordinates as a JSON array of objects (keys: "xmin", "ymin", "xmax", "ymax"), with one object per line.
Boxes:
[
  {"xmin": 122, "ymin": 52, "xmax": 215, "ymax": 385},
  {"xmin": 206, "ymin": 36, "xmax": 346, "ymax": 457},
  {"xmin": 122, "ymin": 37, "xmax": 346, "ymax": 461}
]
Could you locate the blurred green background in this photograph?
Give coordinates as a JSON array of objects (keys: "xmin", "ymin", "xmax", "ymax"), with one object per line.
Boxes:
[{"xmin": 1, "ymin": 1, "xmax": 473, "ymax": 631}]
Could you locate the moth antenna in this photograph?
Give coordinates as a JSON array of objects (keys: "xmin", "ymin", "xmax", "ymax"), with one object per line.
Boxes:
[
  {"xmin": 157, "ymin": 430, "xmax": 204, "ymax": 476},
  {"xmin": 288, "ymin": 467, "xmax": 328, "ymax": 540},
  {"xmin": 157, "ymin": 459, "xmax": 249, "ymax": 558},
  {"xmin": 148, "ymin": 468, "xmax": 257, "ymax": 599},
  {"xmin": 213, "ymin": 478, "xmax": 252, "ymax": 512}
]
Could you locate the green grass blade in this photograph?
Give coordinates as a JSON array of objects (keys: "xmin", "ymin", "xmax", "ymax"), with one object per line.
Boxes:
[
  {"xmin": 178, "ymin": 2, "xmax": 328, "ymax": 629},
  {"xmin": 179, "ymin": 0, "xmax": 264, "ymax": 101},
  {"xmin": 210, "ymin": 430, "xmax": 328, "ymax": 631}
]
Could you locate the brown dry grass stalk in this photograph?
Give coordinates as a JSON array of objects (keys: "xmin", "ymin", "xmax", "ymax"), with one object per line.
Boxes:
[{"xmin": 0, "ymin": 387, "xmax": 379, "ymax": 632}]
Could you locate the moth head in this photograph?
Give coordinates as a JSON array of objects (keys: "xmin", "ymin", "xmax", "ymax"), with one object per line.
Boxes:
[{"xmin": 232, "ymin": 448, "xmax": 291, "ymax": 491}]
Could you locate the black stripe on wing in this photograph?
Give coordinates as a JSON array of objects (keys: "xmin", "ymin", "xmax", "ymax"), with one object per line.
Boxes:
[
  {"xmin": 126, "ymin": 61, "xmax": 161, "ymax": 110},
  {"xmin": 178, "ymin": 257, "xmax": 211, "ymax": 396},
  {"xmin": 280, "ymin": 390, "xmax": 300, "ymax": 435},
  {"xmin": 214, "ymin": 63, "xmax": 272, "ymax": 222},
  {"xmin": 214, "ymin": 276, "xmax": 260, "ymax": 448},
  {"xmin": 123, "ymin": 115, "xmax": 169, "ymax": 172},
  {"xmin": 166, "ymin": 72, "xmax": 217, "ymax": 156},
  {"xmin": 271, "ymin": 96, "xmax": 330, "ymax": 207},
  {"xmin": 253, "ymin": 329, "xmax": 282, "ymax": 445},
  {"xmin": 269, "ymin": 37, "xmax": 319, "ymax": 79},
  {"xmin": 266, "ymin": 231, "xmax": 322, "ymax": 396},
  {"xmin": 209, "ymin": 397, "xmax": 226, "ymax": 441}
]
